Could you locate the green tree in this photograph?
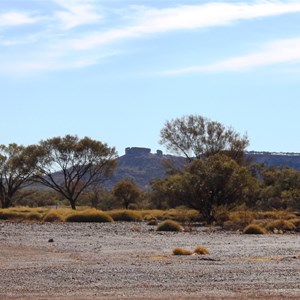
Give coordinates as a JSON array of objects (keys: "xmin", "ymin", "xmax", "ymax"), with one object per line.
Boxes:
[
  {"xmin": 152, "ymin": 154, "xmax": 258, "ymax": 223},
  {"xmin": 257, "ymin": 165, "xmax": 300, "ymax": 210},
  {"xmin": 112, "ymin": 179, "xmax": 141, "ymax": 209},
  {"xmin": 34, "ymin": 135, "xmax": 117, "ymax": 210},
  {"xmin": 0, "ymin": 144, "xmax": 38, "ymax": 208},
  {"xmin": 159, "ymin": 114, "xmax": 249, "ymax": 163}
]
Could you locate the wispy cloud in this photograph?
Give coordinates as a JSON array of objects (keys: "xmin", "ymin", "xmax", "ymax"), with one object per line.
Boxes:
[
  {"xmin": 2, "ymin": 1, "xmax": 300, "ymax": 75},
  {"xmin": 67, "ymin": 1, "xmax": 300, "ymax": 50},
  {"xmin": 0, "ymin": 12, "xmax": 38, "ymax": 27},
  {"xmin": 53, "ymin": 0, "xmax": 103, "ymax": 30},
  {"xmin": 164, "ymin": 38, "xmax": 300, "ymax": 75}
]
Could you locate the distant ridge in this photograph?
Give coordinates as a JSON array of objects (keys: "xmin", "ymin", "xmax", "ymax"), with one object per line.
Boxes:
[{"xmin": 103, "ymin": 148, "xmax": 300, "ymax": 190}]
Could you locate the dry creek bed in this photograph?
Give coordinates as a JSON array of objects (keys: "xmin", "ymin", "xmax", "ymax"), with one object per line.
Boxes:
[{"xmin": 0, "ymin": 221, "xmax": 300, "ymax": 299}]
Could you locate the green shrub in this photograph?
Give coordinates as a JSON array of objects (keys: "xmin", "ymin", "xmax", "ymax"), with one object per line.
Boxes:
[
  {"xmin": 156, "ymin": 220, "xmax": 183, "ymax": 232},
  {"xmin": 243, "ymin": 224, "xmax": 266, "ymax": 234},
  {"xmin": 43, "ymin": 211, "xmax": 65, "ymax": 222},
  {"xmin": 265, "ymin": 220, "xmax": 296, "ymax": 232},
  {"xmin": 172, "ymin": 247, "xmax": 193, "ymax": 255},
  {"xmin": 65, "ymin": 210, "xmax": 113, "ymax": 223},
  {"xmin": 108, "ymin": 210, "xmax": 142, "ymax": 222},
  {"xmin": 194, "ymin": 246, "xmax": 209, "ymax": 255}
]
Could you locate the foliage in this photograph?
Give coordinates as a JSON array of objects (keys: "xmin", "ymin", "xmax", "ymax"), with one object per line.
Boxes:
[
  {"xmin": 43, "ymin": 211, "xmax": 65, "ymax": 222},
  {"xmin": 172, "ymin": 247, "xmax": 193, "ymax": 255},
  {"xmin": 34, "ymin": 135, "xmax": 117, "ymax": 210},
  {"xmin": 0, "ymin": 144, "xmax": 39, "ymax": 208},
  {"xmin": 153, "ymin": 154, "xmax": 258, "ymax": 224},
  {"xmin": 65, "ymin": 209, "xmax": 113, "ymax": 223},
  {"xmin": 159, "ymin": 114, "xmax": 249, "ymax": 163},
  {"xmin": 112, "ymin": 179, "xmax": 141, "ymax": 209},
  {"xmin": 255, "ymin": 165, "xmax": 300, "ymax": 210},
  {"xmin": 194, "ymin": 246, "xmax": 209, "ymax": 255},
  {"xmin": 265, "ymin": 220, "xmax": 296, "ymax": 232},
  {"xmin": 156, "ymin": 220, "xmax": 183, "ymax": 232},
  {"xmin": 108, "ymin": 209, "xmax": 142, "ymax": 222},
  {"xmin": 243, "ymin": 224, "xmax": 266, "ymax": 234}
]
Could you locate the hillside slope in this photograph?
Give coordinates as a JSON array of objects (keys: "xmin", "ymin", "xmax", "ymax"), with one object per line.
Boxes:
[{"xmin": 104, "ymin": 148, "xmax": 300, "ymax": 190}]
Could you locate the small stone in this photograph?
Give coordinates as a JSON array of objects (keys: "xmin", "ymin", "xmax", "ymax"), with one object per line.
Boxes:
[{"xmin": 48, "ymin": 238, "xmax": 54, "ymax": 243}]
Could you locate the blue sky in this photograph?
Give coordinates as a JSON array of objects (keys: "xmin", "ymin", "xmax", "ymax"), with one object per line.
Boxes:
[{"xmin": 1, "ymin": 0, "xmax": 300, "ymax": 156}]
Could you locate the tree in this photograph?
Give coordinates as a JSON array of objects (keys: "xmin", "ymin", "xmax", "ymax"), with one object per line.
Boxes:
[
  {"xmin": 0, "ymin": 144, "xmax": 38, "ymax": 208},
  {"xmin": 112, "ymin": 179, "xmax": 141, "ymax": 209},
  {"xmin": 152, "ymin": 154, "xmax": 258, "ymax": 223},
  {"xmin": 159, "ymin": 114, "xmax": 249, "ymax": 163},
  {"xmin": 34, "ymin": 135, "xmax": 117, "ymax": 210}
]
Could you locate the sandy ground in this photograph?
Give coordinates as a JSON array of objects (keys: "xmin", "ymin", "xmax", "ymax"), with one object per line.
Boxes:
[{"xmin": 0, "ymin": 221, "xmax": 300, "ymax": 299}]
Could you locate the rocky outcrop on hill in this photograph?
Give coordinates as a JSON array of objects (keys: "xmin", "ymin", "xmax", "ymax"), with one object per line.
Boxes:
[
  {"xmin": 104, "ymin": 147, "xmax": 186, "ymax": 189},
  {"xmin": 103, "ymin": 148, "xmax": 300, "ymax": 190}
]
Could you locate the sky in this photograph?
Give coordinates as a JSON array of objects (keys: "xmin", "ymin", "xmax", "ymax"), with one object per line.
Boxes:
[{"xmin": 1, "ymin": 0, "xmax": 300, "ymax": 156}]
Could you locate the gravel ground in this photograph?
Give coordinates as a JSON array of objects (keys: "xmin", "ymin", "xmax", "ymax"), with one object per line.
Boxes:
[{"xmin": 0, "ymin": 221, "xmax": 300, "ymax": 299}]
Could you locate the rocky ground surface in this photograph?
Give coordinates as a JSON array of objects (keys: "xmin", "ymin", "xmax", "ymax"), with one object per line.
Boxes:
[{"xmin": 0, "ymin": 221, "xmax": 300, "ymax": 299}]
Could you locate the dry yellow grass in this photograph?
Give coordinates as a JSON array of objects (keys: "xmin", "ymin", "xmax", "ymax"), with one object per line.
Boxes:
[
  {"xmin": 194, "ymin": 246, "xmax": 209, "ymax": 255},
  {"xmin": 172, "ymin": 247, "xmax": 193, "ymax": 255}
]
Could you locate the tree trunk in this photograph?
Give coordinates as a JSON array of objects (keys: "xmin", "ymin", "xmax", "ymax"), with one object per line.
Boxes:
[{"xmin": 70, "ymin": 199, "xmax": 76, "ymax": 210}]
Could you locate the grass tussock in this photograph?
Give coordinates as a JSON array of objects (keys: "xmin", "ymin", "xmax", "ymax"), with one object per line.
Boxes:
[
  {"xmin": 25, "ymin": 212, "xmax": 43, "ymax": 221},
  {"xmin": 156, "ymin": 220, "xmax": 183, "ymax": 232},
  {"xmin": 265, "ymin": 219, "xmax": 296, "ymax": 232},
  {"xmin": 65, "ymin": 209, "xmax": 113, "ymax": 223},
  {"xmin": 43, "ymin": 211, "xmax": 65, "ymax": 222},
  {"xmin": 108, "ymin": 210, "xmax": 142, "ymax": 222},
  {"xmin": 194, "ymin": 246, "xmax": 209, "ymax": 255},
  {"xmin": 0, "ymin": 209, "xmax": 24, "ymax": 220},
  {"xmin": 243, "ymin": 224, "xmax": 266, "ymax": 234},
  {"xmin": 172, "ymin": 247, "xmax": 193, "ymax": 255}
]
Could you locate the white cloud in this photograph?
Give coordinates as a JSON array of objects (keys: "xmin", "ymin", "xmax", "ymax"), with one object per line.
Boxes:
[
  {"xmin": 0, "ymin": 12, "xmax": 38, "ymax": 27},
  {"xmin": 164, "ymin": 38, "xmax": 300, "ymax": 75},
  {"xmin": 53, "ymin": 0, "xmax": 103, "ymax": 30},
  {"xmin": 66, "ymin": 1, "xmax": 300, "ymax": 50}
]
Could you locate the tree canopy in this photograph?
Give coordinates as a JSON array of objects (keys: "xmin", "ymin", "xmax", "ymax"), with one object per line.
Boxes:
[
  {"xmin": 34, "ymin": 135, "xmax": 117, "ymax": 209},
  {"xmin": 0, "ymin": 143, "xmax": 38, "ymax": 208},
  {"xmin": 159, "ymin": 114, "xmax": 249, "ymax": 163}
]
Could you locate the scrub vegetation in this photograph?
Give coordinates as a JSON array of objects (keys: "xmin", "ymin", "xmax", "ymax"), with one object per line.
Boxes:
[{"xmin": 0, "ymin": 115, "xmax": 300, "ymax": 234}]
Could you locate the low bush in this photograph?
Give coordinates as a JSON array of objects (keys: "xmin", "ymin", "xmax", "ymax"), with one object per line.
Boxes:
[
  {"xmin": 172, "ymin": 247, "xmax": 193, "ymax": 255},
  {"xmin": 0, "ymin": 210, "xmax": 23, "ymax": 220},
  {"xmin": 156, "ymin": 220, "xmax": 183, "ymax": 232},
  {"xmin": 194, "ymin": 246, "xmax": 209, "ymax": 255},
  {"xmin": 65, "ymin": 210, "xmax": 113, "ymax": 223},
  {"xmin": 43, "ymin": 211, "xmax": 65, "ymax": 222},
  {"xmin": 265, "ymin": 220, "xmax": 296, "ymax": 232},
  {"xmin": 25, "ymin": 212, "xmax": 43, "ymax": 221},
  {"xmin": 243, "ymin": 224, "xmax": 266, "ymax": 234},
  {"xmin": 289, "ymin": 218, "xmax": 300, "ymax": 228},
  {"xmin": 108, "ymin": 210, "xmax": 142, "ymax": 222}
]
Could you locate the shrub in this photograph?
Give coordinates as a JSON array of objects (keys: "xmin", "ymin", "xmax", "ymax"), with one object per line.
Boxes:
[
  {"xmin": 147, "ymin": 219, "xmax": 158, "ymax": 226},
  {"xmin": 0, "ymin": 210, "xmax": 23, "ymax": 220},
  {"xmin": 25, "ymin": 212, "xmax": 43, "ymax": 221},
  {"xmin": 289, "ymin": 218, "xmax": 300, "ymax": 228},
  {"xmin": 173, "ymin": 247, "xmax": 193, "ymax": 255},
  {"xmin": 156, "ymin": 220, "xmax": 183, "ymax": 232},
  {"xmin": 43, "ymin": 211, "xmax": 65, "ymax": 222},
  {"xmin": 194, "ymin": 246, "xmax": 209, "ymax": 255},
  {"xmin": 265, "ymin": 220, "xmax": 296, "ymax": 232},
  {"xmin": 108, "ymin": 210, "xmax": 142, "ymax": 222},
  {"xmin": 65, "ymin": 210, "xmax": 113, "ymax": 223},
  {"xmin": 243, "ymin": 224, "xmax": 266, "ymax": 234},
  {"xmin": 229, "ymin": 210, "xmax": 254, "ymax": 226}
]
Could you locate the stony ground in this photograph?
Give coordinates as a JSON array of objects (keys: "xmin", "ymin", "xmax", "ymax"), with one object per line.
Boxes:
[{"xmin": 0, "ymin": 221, "xmax": 300, "ymax": 299}]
